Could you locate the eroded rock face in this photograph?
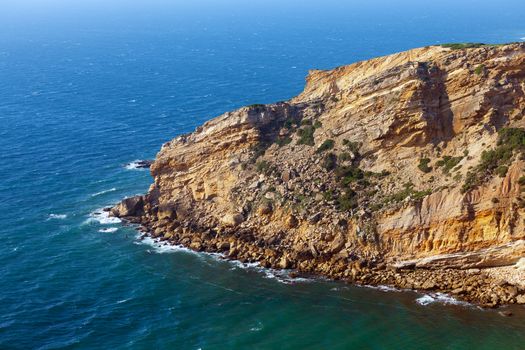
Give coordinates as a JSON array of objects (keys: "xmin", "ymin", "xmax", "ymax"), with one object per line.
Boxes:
[
  {"xmin": 112, "ymin": 196, "xmax": 144, "ymax": 217},
  {"xmin": 114, "ymin": 43, "xmax": 525, "ymax": 307}
]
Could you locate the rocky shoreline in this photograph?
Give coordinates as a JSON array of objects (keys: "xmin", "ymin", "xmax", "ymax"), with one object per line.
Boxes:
[{"xmin": 110, "ymin": 199, "xmax": 525, "ymax": 309}]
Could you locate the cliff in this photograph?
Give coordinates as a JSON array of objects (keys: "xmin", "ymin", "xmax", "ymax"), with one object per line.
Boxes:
[{"xmin": 113, "ymin": 43, "xmax": 525, "ymax": 307}]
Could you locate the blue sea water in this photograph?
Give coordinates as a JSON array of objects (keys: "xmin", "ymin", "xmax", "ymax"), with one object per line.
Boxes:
[{"xmin": 2, "ymin": 1, "xmax": 525, "ymax": 349}]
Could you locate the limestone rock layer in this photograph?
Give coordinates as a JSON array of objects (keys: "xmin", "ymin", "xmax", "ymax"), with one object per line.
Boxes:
[{"xmin": 115, "ymin": 43, "xmax": 525, "ymax": 307}]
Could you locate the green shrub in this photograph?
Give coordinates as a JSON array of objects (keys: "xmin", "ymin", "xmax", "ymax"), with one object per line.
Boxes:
[
  {"xmin": 474, "ymin": 64, "xmax": 485, "ymax": 75},
  {"xmin": 462, "ymin": 128, "xmax": 525, "ymax": 193},
  {"xmin": 313, "ymin": 120, "xmax": 322, "ymax": 129},
  {"xmin": 316, "ymin": 139, "xmax": 335, "ymax": 153},
  {"xmin": 342, "ymin": 139, "xmax": 361, "ymax": 156},
  {"xmin": 275, "ymin": 136, "xmax": 292, "ymax": 147},
  {"xmin": 369, "ymin": 203, "xmax": 383, "ymax": 212},
  {"xmin": 440, "ymin": 43, "xmax": 486, "ymax": 50},
  {"xmin": 412, "ymin": 189, "xmax": 432, "ymax": 200},
  {"xmin": 283, "ymin": 118, "xmax": 296, "ymax": 129},
  {"xmin": 322, "ymin": 153, "xmax": 337, "ymax": 170},
  {"xmin": 384, "ymin": 182, "xmax": 431, "ymax": 203},
  {"xmin": 496, "ymin": 165, "xmax": 509, "ymax": 177},
  {"xmin": 418, "ymin": 158, "xmax": 432, "ymax": 173},
  {"xmin": 497, "ymin": 128, "xmax": 525, "ymax": 149},
  {"xmin": 256, "ymin": 160, "xmax": 270, "ymax": 173},
  {"xmin": 301, "ymin": 119, "xmax": 313, "ymax": 126},
  {"xmin": 435, "ymin": 155, "xmax": 463, "ymax": 174},
  {"xmin": 518, "ymin": 176, "xmax": 525, "ymax": 186},
  {"xmin": 336, "ymin": 190, "xmax": 358, "ymax": 211},
  {"xmin": 296, "ymin": 126, "xmax": 315, "ymax": 146},
  {"xmin": 338, "ymin": 152, "xmax": 352, "ymax": 162},
  {"xmin": 335, "ymin": 165, "xmax": 365, "ymax": 185},
  {"xmin": 323, "ymin": 189, "xmax": 334, "ymax": 201}
]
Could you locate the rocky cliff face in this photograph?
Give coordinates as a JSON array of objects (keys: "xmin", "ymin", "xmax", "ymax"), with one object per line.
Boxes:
[{"xmin": 113, "ymin": 43, "xmax": 525, "ymax": 307}]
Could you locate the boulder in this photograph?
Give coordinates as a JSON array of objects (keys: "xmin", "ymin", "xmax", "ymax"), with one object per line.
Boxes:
[
  {"xmin": 221, "ymin": 213, "xmax": 244, "ymax": 227},
  {"xmin": 112, "ymin": 196, "xmax": 144, "ymax": 217},
  {"xmin": 278, "ymin": 256, "xmax": 291, "ymax": 269}
]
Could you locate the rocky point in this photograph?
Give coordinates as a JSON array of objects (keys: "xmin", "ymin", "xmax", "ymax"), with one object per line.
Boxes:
[{"xmin": 112, "ymin": 43, "xmax": 525, "ymax": 308}]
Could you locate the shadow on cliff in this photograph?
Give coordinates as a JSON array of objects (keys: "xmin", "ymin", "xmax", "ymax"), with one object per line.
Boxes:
[{"xmin": 419, "ymin": 62, "xmax": 455, "ymax": 145}]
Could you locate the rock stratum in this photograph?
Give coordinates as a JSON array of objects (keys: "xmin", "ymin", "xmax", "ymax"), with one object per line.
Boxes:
[{"xmin": 113, "ymin": 43, "xmax": 525, "ymax": 307}]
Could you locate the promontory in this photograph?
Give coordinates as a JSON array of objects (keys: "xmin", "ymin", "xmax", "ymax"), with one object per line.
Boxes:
[{"xmin": 112, "ymin": 43, "xmax": 525, "ymax": 307}]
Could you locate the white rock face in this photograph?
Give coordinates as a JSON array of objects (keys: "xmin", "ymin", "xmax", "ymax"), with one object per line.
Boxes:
[{"xmin": 516, "ymin": 258, "xmax": 525, "ymax": 271}]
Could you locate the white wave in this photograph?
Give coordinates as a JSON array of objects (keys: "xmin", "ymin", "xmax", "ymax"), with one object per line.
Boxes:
[
  {"xmin": 134, "ymin": 235, "xmax": 201, "ymax": 256},
  {"xmin": 86, "ymin": 210, "xmax": 121, "ymax": 225},
  {"xmin": 48, "ymin": 213, "xmax": 67, "ymax": 220},
  {"xmin": 125, "ymin": 160, "xmax": 148, "ymax": 170},
  {"xmin": 229, "ymin": 260, "xmax": 260, "ymax": 270},
  {"xmin": 249, "ymin": 322, "xmax": 263, "ymax": 332},
  {"xmin": 91, "ymin": 188, "xmax": 116, "ymax": 197},
  {"xmin": 363, "ymin": 284, "xmax": 402, "ymax": 293},
  {"xmin": 99, "ymin": 227, "xmax": 118, "ymax": 233},
  {"xmin": 134, "ymin": 232, "xmax": 313, "ymax": 284},
  {"xmin": 416, "ymin": 295, "xmax": 436, "ymax": 306},
  {"xmin": 416, "ymin": 292, "xmax": 468, "ymax": 306},
  {"xmin": 228, "ymin": 260, "xmax": 302, "ymax": 284},
  {"xmin": 520, "ymin": 37, "xmax": 525, "ymax": 41},
  {"xmin": 116, "ymin": 298, "xmax": 131, "ymax": 304}
]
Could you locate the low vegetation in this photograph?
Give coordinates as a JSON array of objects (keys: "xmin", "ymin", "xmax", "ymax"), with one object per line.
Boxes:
[
  {"xmin": 418, "ymin": 158, "xmax": 432, "ymax": 173},
  {"xmin": 436, "ymin": 155, "xmax": 463, "ymax": 174},
  {"xmin": 296, "ymin": 126, "xmax": 315, "ymax": 146},
  {"xmin": 440, "ymin": 43, "xmax": 486, "ymax": 50},
  {"xmin": 275, "ymin": 136, "xmax": 292, "ymax": 147},
  {"xmin": 384, "ymin": 182, "xmax": 432, "ymax": 204},
  {"xmin": 296, "ymin": 118, "xmax": 323, "ymax": 146},
  {"xmin": 462, "ymin": 128, "xmax": 525, "ymax": 193},
  {"xmin": 342, "ymin": 139, "xmax": 361, "ymax": 156},
  {"xmin": 322, "ymin": 153, "xmax": 337, "ymax": 170},
  {"xmin": 256, "ymin": 160, "xmax": 270, "ymax": 173},
  {"xmin": 474, "ymin": 64, "xmax": 485, "ymax": 75},
  {"xmin": 316, "ymin": 139, "xmax": 335, "ymax": 153},
  {"xmin": 336, "ymin": 190, "xmax": 358, "ymax": 211}
]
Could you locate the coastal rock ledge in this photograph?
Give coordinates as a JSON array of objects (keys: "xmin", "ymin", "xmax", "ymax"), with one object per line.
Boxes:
[{"xmin": 114, "ymin": 43, "xmax": 525, "ymax": 308}]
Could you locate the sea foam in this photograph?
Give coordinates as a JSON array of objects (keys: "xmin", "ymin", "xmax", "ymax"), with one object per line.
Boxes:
[
  {"xmin": 125, "ymin": 160, "xmax": 149, "ymax": 170},
  {"xmin": 48, "ymin": 213, "xmax": 67, "ymax": 220},
  {"xmin": 99, "ymin": 227, "xmax": 118, "ymax": 233},
  {"xmin": 416, "ymin": 292, "xmax": 469, "ymax": 306},
  {"xmin": 134, "ymin": 234, "xmax": 312, "ymax": 284},
  {"xmin": 91, "ymin": 188, "xmax": 116, "ymax": 197},
  {"xmin": 87, "ymin": 210, "xmax": 121, "ymax": 225}
]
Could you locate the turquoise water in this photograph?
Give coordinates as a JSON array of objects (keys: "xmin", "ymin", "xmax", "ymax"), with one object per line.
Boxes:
[{"xmin": 2, "ymin": 1, "xmax": 525, "ymax": 348}]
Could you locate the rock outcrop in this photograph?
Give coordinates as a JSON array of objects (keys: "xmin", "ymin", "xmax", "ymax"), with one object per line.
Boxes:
[{"xmin": 114, "ymin": 43, "xmax": 525, "ymax": 307}]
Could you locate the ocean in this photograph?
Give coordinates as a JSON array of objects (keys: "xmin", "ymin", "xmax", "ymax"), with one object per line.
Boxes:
[{"xmin": 1, "ymin": 1, "xmax": 525, "ymax": 348}]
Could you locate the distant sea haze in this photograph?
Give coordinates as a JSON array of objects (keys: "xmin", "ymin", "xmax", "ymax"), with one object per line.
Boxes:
[{"xmin": 1, "ymin": 1, "xmax": 525, "ymax": 348}]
